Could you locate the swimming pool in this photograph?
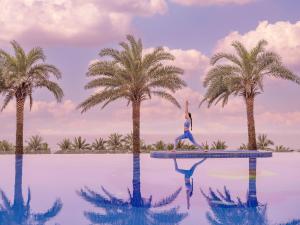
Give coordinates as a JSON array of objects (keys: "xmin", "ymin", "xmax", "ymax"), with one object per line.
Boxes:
[{"xmin": 0, "ymin": 153, "xmax": 299, "ymax": 224}]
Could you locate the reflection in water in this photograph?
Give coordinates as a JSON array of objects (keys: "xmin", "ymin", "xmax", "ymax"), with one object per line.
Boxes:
[
  {"xmin": 201, "ymin": 158, "xmax": 300, "ymax": 225},
  {"xmin": 78, "ymin": 154, "xmax": 188, "ymax": 225},
  {"xmin": 173, "ymin": 158, "xmax": 207, "ymax": 209},
  {"xmin": 0, "ymin": 155, "xmax": 63, "ymax": 225}
]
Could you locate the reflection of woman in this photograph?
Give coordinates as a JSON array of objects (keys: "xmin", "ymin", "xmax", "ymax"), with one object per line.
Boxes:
[
  {"xmin": 173, "ymin": 100, "xmax": 204, "ymax": 151},
  {"xmin": 173, "ymin": 158, "xmax": 207, "ymax": 209}
]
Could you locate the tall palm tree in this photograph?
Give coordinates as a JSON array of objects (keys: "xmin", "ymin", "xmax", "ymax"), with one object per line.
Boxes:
[
  {"xmin": 78, "ymin": 154, "xmax": 187, "ymax": 224},
  {"xmin": 78, "ymin": 35, "xmax": 186, "ymax": 153},
  {"xmin": 200, "ymin": 40, "xmax": 300, "ymax": 150},
  {"xmin": 257, "ymin": 134, "xmax": 274, "ymax": 150},
  {"xmin": 0, "ymin": 41, "xmax": 63, "ymax": 154},
  {"xmin": 0, "ymin": 155, "xmax": 62, "ymax": 224}
]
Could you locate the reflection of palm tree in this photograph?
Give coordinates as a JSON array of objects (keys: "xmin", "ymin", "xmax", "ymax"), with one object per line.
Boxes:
[
  {"xmin": 78, "ymin": 154, "xmax": 187, "ymax": 224},
  {"xmin": 174, "ymin": 158, "xmax": 206, "ymax": 209},
  {"xmin": 201, "ymin": 158, "xmax": 300, "ymax": 225},
  {"xmin": 0, "ymin": 155, "xmax": 62, "ymax": 224}
]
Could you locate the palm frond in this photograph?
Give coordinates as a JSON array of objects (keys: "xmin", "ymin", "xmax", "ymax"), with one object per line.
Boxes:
[
  {"xmin": 153, "ymin": 187, "xmax": 182, "ymax": 208},
  {"xmin": 1, "ymin": 91, "xmax": 14, "ymax": 111},
  {"xmin": 36, "ymin": 80, "xmax": 63, "ymax": 102},
  {"xmin": 152, "ymin": 91, "xmax": 181, "ymax": 108}
]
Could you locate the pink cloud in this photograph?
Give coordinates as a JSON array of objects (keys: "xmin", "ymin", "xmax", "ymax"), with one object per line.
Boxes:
[
  {"xmin": 1, "ymin": 99, "xmax": 76, "ymax": 118},
  {"xmin": 0, "ymin": 0, "xmax": 167, "ymax": 46},
  {"xmin": 214, "ymin": 20, "xmax": 300, "ymax": 70}
]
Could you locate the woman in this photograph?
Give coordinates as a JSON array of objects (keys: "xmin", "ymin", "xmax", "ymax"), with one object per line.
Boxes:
[
  {"xmin": 173, "ymin": 158, "xmax": 207, "ymax": 209},
  {"xmin": 173, "ymin": 100, "xmax": 205, "ymax": 151}
]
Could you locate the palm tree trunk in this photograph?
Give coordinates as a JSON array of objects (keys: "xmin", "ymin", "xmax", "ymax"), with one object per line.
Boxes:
[
  {"xmin": 245, "ymin": 97, "xmax": 257, "ymax": 150},
  {"xmin": 132, "ymin": 101, "xmax": 141, "ymax": 154},
  {"xmin": 247, "ymin": 158, "xmax": 258, "ymax": 207},
  {"xmin": 13, "ymin": 154, "xmax": 25, "ymax": 220},
  {"xmin": 16, "ymin": 96, "xmax": 25, "ymax": 154},
  {"xmin": 132, "ymin": 153, "xmax": 143, "ymax": 207}
]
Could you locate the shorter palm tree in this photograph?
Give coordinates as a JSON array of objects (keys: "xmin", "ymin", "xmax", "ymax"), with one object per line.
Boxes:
[
  {"xmin": 0, "ymin": 140, "xmax": 14, "ymax": 153},
  {"xmin": 183, "ymin": 143, "xmax": 197, "ymax": 150},
  {"xmin": 57, "ymin": 138, "xmax": 72, "ymax": 152},
  {"xmin": 153, "ymin": 140, "xmax": 166, "ymax": 150},
  {"xmin": 200, "ymin": 141, "xmax": 210, "ymax": 151},
  {"xmin": 144, "ymin": 144, "xmax": 154, "ymax": 152},
  {"xmin": 176, "ymin": 140, "xmax": 185, "ymax": 149},
  {"xmin": 257, "ymin": 134, "xmax": 274, "ymax": 150},
  {"xmin": 239, "ymin": 143, "xmax": 248, "ymax": 150},
  {"xmin": 167, "ymin": 143, "xmax": 175, "ymax": 151},
  {"xmin": 274, "ymin": 145, "xmax": 292, "ymax": 152},
  {"xmin": 72, "ymin": 136, "xmax": 91, "ymax": 152},
  {"xmin": 25, "ymin": 135, "xmax": 50, "ymax": 153},
  {"xmin": 106, "ymin": 133, "xmax": 124, "ymax": 152},
  {"xmin": 91, "ymin": 138, "xmax": 106, "ymax": 152},
  {"xmin": 210, "ymin": 140, "xmax": 227, "ymax": 150}
]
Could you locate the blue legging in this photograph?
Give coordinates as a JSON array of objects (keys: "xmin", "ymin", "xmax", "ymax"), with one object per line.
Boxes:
[{"xmin": 175, "ymin": 130, "xmax": 201, "ymax": 148}]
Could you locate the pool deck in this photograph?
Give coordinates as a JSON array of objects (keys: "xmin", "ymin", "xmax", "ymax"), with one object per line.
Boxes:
[{"xmin": 150, "ymin": 150, "xmax": 272, "ymax": 159}]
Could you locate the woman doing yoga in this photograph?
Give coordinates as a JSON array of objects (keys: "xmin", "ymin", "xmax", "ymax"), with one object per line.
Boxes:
[{"xmin": 173, "ymin": 100, "xmax": 205, "ymax": 151}]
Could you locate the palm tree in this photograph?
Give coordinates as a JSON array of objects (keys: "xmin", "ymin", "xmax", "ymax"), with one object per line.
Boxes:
[
  {"xmin": 91, "ymin": 138, "xmax": 107, "ymax": 152},
  {"xmin": 274, "ymin": 145, "xmax": 292, "ymax": 152},
  {"xmin": 57, "ymin": 138, "xmax": 72, "ymax": 152},
  {"xmin": 0, "ymin": 155, "xmax": 63, "ymax": 224},
  {"xmin": 0, "ymin": 41, "xmax": 63, "ymax": 154},
  {"xmin": 78, "ymin": 35, "xmax": 186, "ymax": 153},
  {"xmin": 25, "ymin": 135, "xmax": 50, "ymax": 153},
  {"xmin": 200, "ymin": 141, "xmax": 210, "ymax": 151},
  {"xmin": 153, "ymin": 140, "xmax": 166, "ymax": 150},
  {"xmin": 72, "ymin": 136, "xmax": 91, "ymax": 152},
  {"xmin": 167, "ymin": 143, "xmax": 175, "ymax": 151},
  {"xmin": 176, "ymin": 140, "xmax": 185, "ymax": 150},
  {"xmin": 239, "ymin": 143, "xmax": 248, "ymax": 150},
  {"xmin": 123, "ymin": 133, "xmax": 145, "ymax": 152},
  {"xmin": 78, "ymin": 154, "xmax": 187, "ymax": 224},
  {"xmin": 200, "ymin": 40, "xmax": 300, "ymax": 150},
  {"xmin": 257, "ymin": 134, "xmax": 274, "ymax": 150},
  {"xmin": 210, "ymin": 140, "xmax": 227, "ymax": 150},
  {"xmin": 106, "ymin": 133, "xmax": 124, "ymax": 152},
  {"xmin": 0, "ymin": 140, "xmax": 14, "ymax": 153}
]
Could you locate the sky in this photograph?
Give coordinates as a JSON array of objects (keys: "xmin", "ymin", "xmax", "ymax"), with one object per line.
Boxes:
[{"xmin": 0, "ymin": 0, "xmax": 300, "ymax": 149}]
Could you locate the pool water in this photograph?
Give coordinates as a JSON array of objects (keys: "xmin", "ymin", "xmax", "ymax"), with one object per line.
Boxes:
[{"xmin": 0, "ymin": 153, "xmax": 299, "ymax": 225}]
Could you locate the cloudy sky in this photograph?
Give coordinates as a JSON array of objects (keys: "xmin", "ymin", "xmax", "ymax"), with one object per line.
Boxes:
[{"xmin": 0, "ymin": 0, "xmax": 300, "ymax": 149}]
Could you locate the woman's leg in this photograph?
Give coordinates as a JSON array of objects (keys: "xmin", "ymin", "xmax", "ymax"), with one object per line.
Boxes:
[
  {"xmin": 186, "ymin": 131, "xmax": 201, "ymax": 148},
  {"xmin": 174, "ymin": 133, "xmax": 187, "ymax": 150}
]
